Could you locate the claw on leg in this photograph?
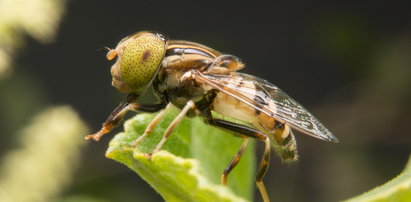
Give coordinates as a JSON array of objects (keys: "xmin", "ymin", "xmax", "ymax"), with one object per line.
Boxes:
[
  {"xmin": 85, "ymin": 95, "xmax": 136, "ymax": 141},
  {"xmin": 85, "ymin": 94, "xmax": 167, "ymax": 142},
  {"xmin": 144, "ymin": 153, "xmax": 153, "ymax": 160},
  {"xmin": 85, "ymin": 129, "xmax": 108, "ymax": 141}
]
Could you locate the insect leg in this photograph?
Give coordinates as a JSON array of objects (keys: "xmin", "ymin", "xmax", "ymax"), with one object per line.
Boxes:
[
  {"xmin": 132, "ymin": 103, "xmax": 173, "ymax": 147},
  {"xmin": 221, "ymin": 137, "xmax": 249, "ymax": 185},
  {"xmin": 205, "ymin": 118, "xmax": 271, "ymax": 202},
  {"xmin": 85, "ymin": 94, "xmax": 166, "ymax": 141},
  {"xmin": 256, "ymin": 137, "xmax": 271, "ymax": 202},
  {"xmin": 150, "ymin": 100, "xmax": 196, "ymax": 154}
]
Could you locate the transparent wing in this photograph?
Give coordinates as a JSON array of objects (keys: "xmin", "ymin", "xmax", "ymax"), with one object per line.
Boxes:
[{"xmin": 194, "ymin": 71, "xmax": 338, "ymax": 143}]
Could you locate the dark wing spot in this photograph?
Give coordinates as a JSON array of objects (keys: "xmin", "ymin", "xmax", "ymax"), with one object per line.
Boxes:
[
  {"xmin": 253, "ymin": 93, "xmax": 268, "ymax": 114},
  {"xmin": 142, "ymin": 50, "xmax": 151, "ymax": 61},
  {"xmin": 253, "ymin": 83, "xmax": 270, "ymax": 115}
]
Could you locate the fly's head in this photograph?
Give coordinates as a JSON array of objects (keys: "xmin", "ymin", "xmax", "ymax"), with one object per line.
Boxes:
[{"xmin": 107, "ymin": 31, "xmax": 167, "ymax": 94}]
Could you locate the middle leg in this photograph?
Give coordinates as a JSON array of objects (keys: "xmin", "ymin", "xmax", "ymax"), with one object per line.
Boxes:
[
  {"xmin": 149, "ymin": 100, "xmax": 196, "ymax": 155},
  {"xmin": 132, "ymin": 103, "xmax": 173, "ymax": 147}
]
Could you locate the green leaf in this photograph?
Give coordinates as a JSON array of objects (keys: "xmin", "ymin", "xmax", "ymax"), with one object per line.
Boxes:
[
  {"xmin": 106, "ymin": 106, "xmax": 255, "ymax": 202},
  {"xmin": 345, "ymin": 155, "xmax": 411, "ymax": 202}
]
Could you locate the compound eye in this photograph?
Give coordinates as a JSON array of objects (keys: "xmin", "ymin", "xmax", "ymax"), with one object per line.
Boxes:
[
  {"xmin": 106, "ymin": 50, "xmax": 117, "ymax": 60},
  {"xmin": 119, "ymin": 32, "xmax": 166, "ymax": 91}
]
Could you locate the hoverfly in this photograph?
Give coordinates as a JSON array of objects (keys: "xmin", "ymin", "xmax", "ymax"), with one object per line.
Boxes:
[{"xmin": 86, "ymin": 31, "xmax": 338, "ymax": 202}]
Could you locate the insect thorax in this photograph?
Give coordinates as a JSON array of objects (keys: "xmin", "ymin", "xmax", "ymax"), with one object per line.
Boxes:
[
  {"xmin": 153, "ymin": 68, "xmax": 215, "ymax": 113},
  {"xmin": 152, "ymin": 40, "xmax": 221, "ymax": 112}
]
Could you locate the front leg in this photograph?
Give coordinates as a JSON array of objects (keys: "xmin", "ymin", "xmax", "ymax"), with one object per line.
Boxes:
[{"xmin": 86, "ymin": 94, "xmax": 166, "ymax": 141}]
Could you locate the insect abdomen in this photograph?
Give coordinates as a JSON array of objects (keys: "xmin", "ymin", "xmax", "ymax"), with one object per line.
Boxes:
[
  {"xmin": 212, "ymin": 91, "xmax": 298, "ymax": 162},
  {"xmin": 270, "ymin": 123, "xmax": 298, "ymax": 162},
  {"xmin": 212, "ymin": 92, "xmax": 259, "ymax": 124}
]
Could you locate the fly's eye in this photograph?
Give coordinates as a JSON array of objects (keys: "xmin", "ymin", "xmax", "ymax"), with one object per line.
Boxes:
[
  {"xmin": 106, "ymin": 50, "xmax": 117, "ymax": 60},
  {"xmin": 119, "ymin": 32, "xmax": 167, "ymax": 91}
]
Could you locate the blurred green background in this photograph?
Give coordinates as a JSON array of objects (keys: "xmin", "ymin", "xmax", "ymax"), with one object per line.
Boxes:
[{"xmin": 0, "ymin": 0, "xmax": 410, "ymax": 201}]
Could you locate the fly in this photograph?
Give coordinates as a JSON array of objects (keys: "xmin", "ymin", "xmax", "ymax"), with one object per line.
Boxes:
[{"xmin": 86, "ymin": 31, "xmax": 339, "ymax": 202}]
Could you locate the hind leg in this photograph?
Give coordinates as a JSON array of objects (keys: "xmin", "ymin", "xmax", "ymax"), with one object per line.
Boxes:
[
  {"xmin": 221, "ymin": 137, "xmax": 249, "ymax": 185},
  {"xmin": 206, "ymin": 118, "xmax": 271, "ymax": 202}
]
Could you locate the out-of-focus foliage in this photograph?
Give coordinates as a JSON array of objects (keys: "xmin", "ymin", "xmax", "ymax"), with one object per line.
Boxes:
[
  {"xmin": 306, "ymin": 30, "xmax": 411, "ymax": 202},
  {"xmin": 0, "ymin": 0, "xmax": 67, "ymax": 77},
  {"xmin": 346, "ymin": 155, "xmax": 411, "ymax": 202},
  {"xmin": 0, "ymin": 107, "xmax": 88, "ymax": 202},
  {"xmin": 107, "ymin": 107, "xmax": 255, "ymax": 202},
  {"xmin": 58, "ymin": 195, "xmax": 110, "ymax": 202}
]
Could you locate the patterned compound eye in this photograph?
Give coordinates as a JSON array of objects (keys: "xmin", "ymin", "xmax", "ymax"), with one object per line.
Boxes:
[{"xmin": 110, "ymin": 31, "xmax": 167, "ymax": 93}]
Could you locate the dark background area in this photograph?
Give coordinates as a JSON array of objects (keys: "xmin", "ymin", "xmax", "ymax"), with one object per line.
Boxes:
[{"xmin": 1, "ymin": 0, "xmax": 410, "ymax": 201}]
